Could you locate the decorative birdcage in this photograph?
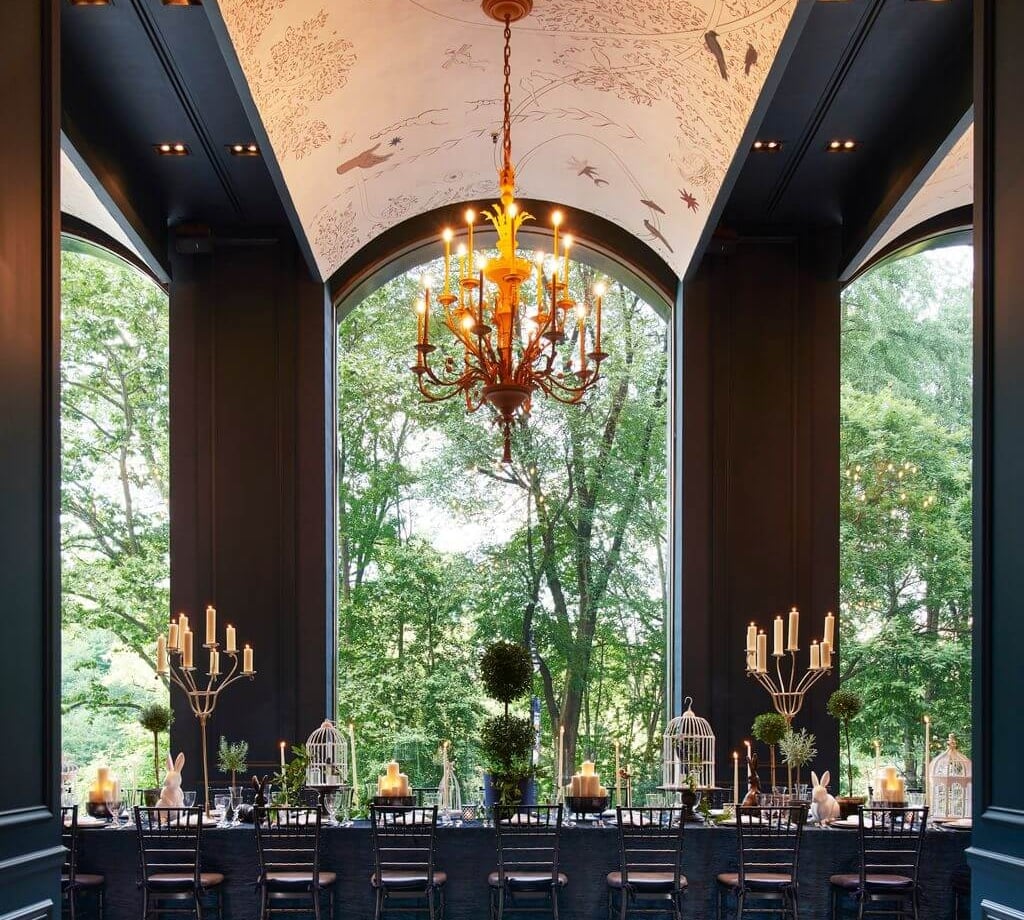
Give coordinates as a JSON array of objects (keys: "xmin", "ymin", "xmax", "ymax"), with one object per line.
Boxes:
[
  {"xmin": 929, "ymin": 733, "xmax": 972, "ymax": 820},
  {"xmin": 663, "ymin": 697, "xmax": 716, "ymax": 790},
  {"xmin": 305, "ymin": 719, "xmax": 349, "ymax": 789}
]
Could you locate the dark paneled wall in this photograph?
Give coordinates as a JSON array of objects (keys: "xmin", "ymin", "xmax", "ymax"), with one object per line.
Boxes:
[
  {"xmin": 168, "ymin": 237, "xmax": 333, "ymax": 782},
  {"xmin": 968, "ymin": 0, "xmax": 1024, "ymax": 913},
  {"xmin": 682, "ymin": 232, "xmax": 841, "ymax": 781},
  {"xmin": 0, "ymin": 0, "xmax": 64, "ymax": 914}
]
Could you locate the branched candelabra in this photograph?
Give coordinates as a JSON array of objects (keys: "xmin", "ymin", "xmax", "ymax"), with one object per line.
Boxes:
[
  {"xmin": 156, "ymin": 607, "xmax": 255, "ymax": 815},
  {"xmin": 744, "ymin": 607, "xmax": 834, "ymax": 724}
]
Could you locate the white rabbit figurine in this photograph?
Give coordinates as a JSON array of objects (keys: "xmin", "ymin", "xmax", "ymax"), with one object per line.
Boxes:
[
  {"xmin": 156, "ymin": 752, "xmax": 185, "ymax": 808},
  {"xmin": 809, "ymin": 770, "xmax": 840, "ymax": 824}
]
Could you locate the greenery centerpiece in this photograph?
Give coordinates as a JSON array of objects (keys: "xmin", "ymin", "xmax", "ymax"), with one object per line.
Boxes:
[
  {"xmin": 138, "ymin": 702, "xmax": 173, "ymax": 803},
  {"xmin": 479, "ymin": 641, "xmax": 535, "ymax": 807},
  {"xmin": 752, "ymin": 712, "xmax": 788, "ymax": 792},
  {"xmin": 827, "ymin": 688, "xmax": 866, "ymax": 816},
  {"xmin": 272, "ymin": 744, "xmax": 309, "ymax": 807},
  {"xmin": 217, "ymin": 736, "xmax": 249, "ymax": 795},
  {"xmin": 779, "ymin": 728, "xmax": 817, "ymax": 795}
]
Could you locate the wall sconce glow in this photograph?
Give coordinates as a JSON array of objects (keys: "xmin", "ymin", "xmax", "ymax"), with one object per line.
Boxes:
[
  {"xmin": 68, "ymin": 0, "xmax": 112, "ymax": 6},
  {"xmin": 827, "ymin": 139, "xmax": 859, "ymax": 152},
  {"xmin": 752, "ymin": 140, "xmax": 783, "ymax": 151},
  {"xmin": 155, "ymin": 143, "xmax": 190, "ymax": 156}
]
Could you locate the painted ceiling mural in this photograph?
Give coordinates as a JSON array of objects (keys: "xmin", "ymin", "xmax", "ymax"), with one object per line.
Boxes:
[{"xmin": 218, "ymin": 0, "xmax": 800, "ymax": 280}]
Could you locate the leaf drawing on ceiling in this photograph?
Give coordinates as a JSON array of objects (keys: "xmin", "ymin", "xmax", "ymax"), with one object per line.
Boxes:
[
  {"xmin": 442, "ymin": 44, "xmax": 487, "ymax": 70},
  {"xmin": 369, "ymin": 109, "xmax": 451, "ymax": 141},
  {"xmin": 568, "ymin": 157, "xmax": 610, "ymax": 187}
]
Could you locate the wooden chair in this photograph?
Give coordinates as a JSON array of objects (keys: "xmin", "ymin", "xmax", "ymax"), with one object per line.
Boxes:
[
  {"xmin": 490, "ymin": 804, "xmax": 566, "ymax": 920},
  {"xmin": 829, "ymin": 806, "xmax": 929, "ymax": 920},
  {"xmin": 62, "ymin": 806, "xmax": 105, "ymax": 920},
  {"xmin": 716, "ymin": 803, "xmax": 808, "ymax": 919},
  {"xmin": 254, "ymin": 806, "xmax": 335, "ymax": 920},
  {"xmin": 370, "ymin": 804, "xmax": 446, "ymax": 920},
  {"xmin": 607, "ymin": 807, "xmax": 687, "ymax": 920},
  {"xmin": 133, "ymin": 806, "xmax": 223, "ymax": 920}
]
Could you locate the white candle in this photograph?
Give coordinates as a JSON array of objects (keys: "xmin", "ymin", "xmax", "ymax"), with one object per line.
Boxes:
[
  {"xmin": 349, "ymin": 723, "xmax": 359, "ymax": 805},
  {"xmin": 243, "ymin": 644, "xmax": 253, "ymax": 674},
  {"xmin": 756, "ymin": 632, "xmax": 767, "ymax": 672},
  {"xmin": 773, "ymin": 615, "xmax": 784, "ymax": 656},
  {"xmin": 821, "ymin": 639, "xmax": 832, "ymax": 669},
  {"xmin": 280, "ymin": 741, "xmax": 286, "ymax": 773},
  {"xmin": 733, "ymin": 751, "xmax": 739, "ymax": 804},
  {"xmin": 168, "ymin": 621, "xmax": 179, "ymax": 651},
  {"xmin": 156, "ymin": 635, "xmax": 168, "ymax": 675},
  {"xmin": 787, "ymin": 607, "xmax": 799, "ymax": 652},
  {"xmin": 557, "ymin": 724, "xmax": 565, "ymax": 789},
  {"xmin": 810, "ymin": 641, "xmax": 820, "ymax": 670},
  {"xmin": 873, "ymin": 739, "xmax": 881, "ymax": 774},
  {"xmin": 746, "ymin": 622, "xmax": 757, "ymax": 653},
  {"xmin": 225, "ymin": 624, "xmax": 236, "ymax": 654},
  {"xmin": 182, "ymin": 628, "xmax": 193, "ymax": 668},
  {"xmin": 205, "ymin": 605, "xmax": 216, "ymax": 645},
  {"xmin": 178, "ymin": 612, "xmax": 189, "ymax": 635},
  {"xmin": 615, "ymin": 740, "xmax": 622, "ymax": 805},
  {"xmin": 923, "ymin": 715, "xmax": 931, "ymax": 799},
  {"xmin": 209, "ymin": 648, "xmax": 219, "ymax": 677},
  {"xmin": 824, "ymin": 611, "xmax": 835, "ymax": 647},
  {"xmin": 744, "ymin": 740, "xmax": 752, "ymax": 778}
]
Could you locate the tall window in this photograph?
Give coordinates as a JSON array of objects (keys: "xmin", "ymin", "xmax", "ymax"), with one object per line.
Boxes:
[
  {"xmin": 60, "ymin": 239, "xmax": 171, "ymax": 793},
  {"xmin": 338, "ymin": 257, "xmax": 669, "ymax": 798},
  {"xmin": 840, "ymin": 244, "xmax": 972, "ymax": 786}
]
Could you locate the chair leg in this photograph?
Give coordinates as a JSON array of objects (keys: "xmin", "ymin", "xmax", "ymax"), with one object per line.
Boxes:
[
  {"xmin": 194, "ymin": 889, "xmax": 204, "ymax": 920},
  {"xmin": 312, "ymin": 886, "xmax": 322, "ymax": 920},
  {"xmin": 551, "ymin": 886, "xmax": 560, "ymax": 920},
  {"xmin": 716, "ymin": 887, "xmax": 723, "ymax": 920},
  {"xmin": 736, "ymin": 891, "xmax": 745, "ymax": 919},
  {"xmin": 791, "ymin": 887, "xmax": 800, "ymax": 920},
  {"xmin": 618, "ymin": 888, "xmax": 628, "ymax": 920},
  {"xmin": 427, "ymin": 887, "xmax": 436, "ymax": 920},
  {"xmin": 374, "ymin": 887, "xmax": 383, "ymax": 920},
  {"xmin": 140, "ymin": 888, "xmax": 149, "ymax": 920}
]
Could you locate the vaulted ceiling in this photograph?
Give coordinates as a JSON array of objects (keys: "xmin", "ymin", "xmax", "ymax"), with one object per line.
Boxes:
[{"xmin": 216, "ymin": 0, "xmax": 801, "ymax": 280}]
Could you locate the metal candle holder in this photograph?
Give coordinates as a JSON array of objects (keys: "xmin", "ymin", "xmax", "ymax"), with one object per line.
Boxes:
[
  {"xmin": 159, "ymin": 612, "xmax": 255, "ymax": 816},
  {"xmin": 746, "ymin": 650, "xmax": 831, "ymax": 723}
]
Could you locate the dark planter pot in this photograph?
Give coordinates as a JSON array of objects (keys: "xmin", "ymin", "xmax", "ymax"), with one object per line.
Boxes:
[
  {"xmin": 838, "ymin": 796, "xmax": 867, "ymax": 820},
  {"xmin": 482, "ymin": 773, "xmax": 536, "ymax": 808}
]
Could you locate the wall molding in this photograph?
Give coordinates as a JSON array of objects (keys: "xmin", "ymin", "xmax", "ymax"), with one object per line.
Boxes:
[{"xmin": 0, "ymin": 901, "xmax": 53, "ymax": 920}]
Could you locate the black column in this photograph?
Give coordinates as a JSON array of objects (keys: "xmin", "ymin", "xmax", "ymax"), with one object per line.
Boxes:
[
  {"xmin": 168, "ymin": 234, "xmax": 334, "ymax": 786},
  {"xmin": 681, "ymin": 230, "xmax": 841, "ymax": 785},
  {"xmin": 968, "ymin": 0, "xmax": 1024, "ymax": 912},
  {"xmin": 0, "ymin": 0, "xmax": 63, "ymax": 914}
]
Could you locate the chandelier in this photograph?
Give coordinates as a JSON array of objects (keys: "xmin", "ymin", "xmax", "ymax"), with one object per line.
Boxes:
[{"xmin": 410, "ymin": 0, "xmax": 607, "ymax": 463}]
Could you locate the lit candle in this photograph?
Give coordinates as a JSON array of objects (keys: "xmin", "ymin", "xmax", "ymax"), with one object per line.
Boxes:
[
  {"xmin": 242, "ymin": 644, "xmax": 253, "ymax": 674},
  {"xmin": 442, "ymin": 228, "xmax": 453, "ymax": 296},
  {"xmin": 557, "ymin": 724, "xmax": 565, "ymax": 789},
  {"xmin": 349, "ymin": 723, "xmax": 359, "ymax": 806},
  {"xmin": 562, "ymin": 234, "xmax": 573, "ymax": 288},
  {"xmin": 225, "ymin": 624, "xmax": 236, "ymax": 654},
  {"xmin": 465, "ymin": 209, "xmax": 475, "ymax": 275},
  {"xmin": 773, "ymin": 615, "xmax": 784, "ymax": 657},
  {"xmin": 415, "ymin": 297, "xmax": 426, "ymax": 347},
  {"xmin": 280, "ymin": 741, "xmax": 286, "ymax": 774},
  {"xmin": 810, "ymin": 640, "xmax": 821, "ymax": 670},
  {"xmin": 209, "ymin": 648, "xmax": 219, "ymax": 677},
  {"xmin": 787, "ymin": 607, "xmax": 800, "ymax": 652},
  {"xmin": 182, "ymin": 628, "xmax": 193, "ymax": 668},
  {"xmin": 178, "ymin": 611, "xmax": 189, "ymax": 635},
  {"xmin": 205, "ymin": 605, "xmax": 216, "ymax": 645},
  {"xmin": 168, "ymin": 621, "xmax": 179, "ymax": 651},
  {"xmin": 873, "ymin": 739, "xmax": 881, "ymax": 774},
  {"xmin": 923, "ymin": 715, "xmax": 931, "ymax": 799},
  {"xmin": 593, "ymin": 281, "xmax": 605, "ymax": 353},
  {"xmin": 821, "ymin": 639, "xmax": 832, "ymax": 669},
  {"xmin": 156, "ymin": 634, "xmax": 168, "ymax": 675},
  {"xmin": 824, "ymin": 611, "xmax": 835, "ymax": 647},
  {"xmin": 733, "ymin": 751, "xmax": 740, "ymax": 804},
  {"xmin": 577, "ymin": 303, "xmax": 587, "ymax": 372},
  {"xmin": 746, "ymin": 622, "xmax": 757, "ymax": 653},
  {"xmin": 744, "ymin": 739, "xmax": 753, "ymax": 778},
  {"xmin": 552, "ymin": 210, "xmax": 562, "ymax": 264},
  {"xmin": 756, "ymin": 631, "xmax": 767, "ymax": 672},
  {"xmin": 423, "ymin": 282, "xmax": 432, "ymax": 347}
]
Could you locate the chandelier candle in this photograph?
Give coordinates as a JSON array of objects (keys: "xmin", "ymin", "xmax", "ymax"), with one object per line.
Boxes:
[{"xmin": 409, "ymin": 0, "xmax": 607, "ymax": 463}]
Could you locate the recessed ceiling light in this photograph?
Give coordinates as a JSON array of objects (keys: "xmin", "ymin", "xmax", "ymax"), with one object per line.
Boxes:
[
  {"xmin": 226, "ymin": 143, "xmax": 261, "ymax": 157},
  {"xmin": 162, "ymin": 0, "xmax": 202, "ymax": 5},
  {"xmin": 155, "ymin": 143, "xmax": 190, "ymax": 156},
  {"xmin": 752, "ymin": 140, "xmax": 782, "ymax": 151},
  {"xmin": 68, "ymin": 0, "xmax": 113, "ymax": 6},
  {"xmin": 827, "ymin": 139, "xmax": 858, "ymax": 152}
]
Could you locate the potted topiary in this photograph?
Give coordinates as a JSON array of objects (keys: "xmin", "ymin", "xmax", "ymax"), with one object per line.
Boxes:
[
  {"xmin": 827, "ymin": 688, "xmax": 866, "ymax": 818},
  {"xmin": 138, "ymin": 702, "xmax": 173, "ymax": 806},
  {"xmin": 779, "ymin": 728, "xmax": 817, "ymax": 798},
  {"xmin": 479, "ymin": 641, "xmax": 535, "ymax": 807},
  {"xmin": 752, "ymin": 712, "xmax": 789, "ymax": 793},
  {"xmin": 217, "ymin": 736, "xmax": 249, "ymax": 797}
]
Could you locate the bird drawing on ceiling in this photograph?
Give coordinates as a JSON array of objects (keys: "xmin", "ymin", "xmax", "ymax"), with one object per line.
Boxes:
[
  {"xmin": 569, "ymin": 157, "xmax": 609, "ymax": 187},
  {"xmin": 745, "ymin": 43, "xmax": 759, "ymax": 76},
  {"xmin": 705, "ymin": 31, "xmax": 728, "ymax": 80},
  {"xmin": 443, "ymin": 44, "xmax": 486, "ymax": 70},
  {"xmin": 640, "ymin": 199, "xmax": 665, "ymax": 215},
  {"xmin": 679, "ymin": 189, "xmax": 700, "ymax": 213},
  {"xmin": 643, "ymin": 219, "xmax": 674, "ymax": 253},
  {"xmin": 336, "ymin": 143, "xmax": 394, "ymax": 176}
]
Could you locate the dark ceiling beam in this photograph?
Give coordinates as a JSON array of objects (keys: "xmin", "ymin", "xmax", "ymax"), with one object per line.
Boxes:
[{"xmin": 838, "ymin": 31, "xmax": 972, "ymax": 280}]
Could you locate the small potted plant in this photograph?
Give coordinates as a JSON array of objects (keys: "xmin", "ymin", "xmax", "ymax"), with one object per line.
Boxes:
[
  {"xmin": 217, "ymin": 736, "xmax": 249, "ymax": 797},
  {"xmin": 752, "ymin": 712, "xmax": 789, "ymax": 793},
  {"xmin": 138, "ymin": 702, "xmax": 173, "ymax": 806},
  {"xmin": 779, "ymin": 727, "xmax": 817, "ymax": 798},
  {"xmin": 479, "ymin": 641, "xmax": 535, "ymax": 807},
  {"xmin": 827, "ymin": 688, "xmax": 866, "ymax": 818}
]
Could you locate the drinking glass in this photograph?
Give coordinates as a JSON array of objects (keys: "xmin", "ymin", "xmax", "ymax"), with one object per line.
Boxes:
[
  {"xmin": 229, "ymin": 790, "xmax": 244, "ymax": 826},
  {"xmin": 214, "ymin": 794, "xmax": 231, "ymax": 825},
  {"xmin": 103, "ymin": 788, "xmax": 123, "ymax": 827},
  {"xmin": 183, "ymin": 790, "xmax": 197, "ymax": 808}
]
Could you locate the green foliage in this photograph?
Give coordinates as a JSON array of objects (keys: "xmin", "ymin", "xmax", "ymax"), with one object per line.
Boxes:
[
  {"xmin": 779, "ymin": 729, "xmax": 817, "ymax": 771},
  {"xmin": 480, "ymin": 714, "xmax": 534, "ymax": 805},
  {"xmin": 272, "ymin": 744, "xmax": 309, "ymax": 806},
  {"xmin": 138, "ymin": 703, "xmax": 173, "ymax": 734},
  {"xmin": 480, "ymin": 641, "xmax": 533, "ymax": 708},
  {"xmin": 827, "ymin": 689, "xmax": 863, "ymax": 723},
  {"xmin": 217, "ymin": 737, "xmax": 249, "ymax": 784},
  {"xmin": 751, "ymin": 713, "xmax": 788, "ymax": 747}
]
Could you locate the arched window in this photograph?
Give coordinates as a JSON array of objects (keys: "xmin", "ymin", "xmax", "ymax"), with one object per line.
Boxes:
[{"xmin": 336, "ymin": 253, "xmax": 671, "ymax": 801}]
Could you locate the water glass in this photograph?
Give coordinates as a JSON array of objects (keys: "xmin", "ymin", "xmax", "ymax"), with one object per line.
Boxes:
[
  {"xmin": 183, "ymin": 790, "xmax": 197, "ymax": 808},
  {"xmin": 214, "ymin": 794, "xmax": 231, "ymax": 825}
]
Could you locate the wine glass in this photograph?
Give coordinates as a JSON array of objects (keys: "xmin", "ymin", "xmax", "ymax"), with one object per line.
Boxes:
[{"xmin": 103, "ymin": 786, "xmax": 123, "ymax": 827}]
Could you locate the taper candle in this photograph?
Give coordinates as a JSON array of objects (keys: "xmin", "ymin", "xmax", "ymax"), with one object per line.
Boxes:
[
  {"xmin": 787, "ymin": 607, "xmax": 800, "ymax": 652},
  {"xmin": 733, "ymin": 751, "xmax": 740, "ymax": 804},
  {"xmin": 810, "ymin": 641, "xmax": 821, "ymax": 671},
  {"xmin": 746, "ymin": 622, "xmax": 757, "ymax": 653},
  {"xmin": 442, "ymin": 228, "xmax": 453, "ymax": 296},
  {"xmin": 280, "ymin": 741, "xmax": 286, "ymax": 773},
  {"xmin": 157, "ymin": 635, "xmax": 168, "ymax": 675},
  {"xmin": 824, "ymin": 611, "xmax": 835, "ymax": 647},
  {"xmin": 242, "ymin": 644, "xmax": 253, "ymax": 674},
  {"xmin": 756, "ymin": 631, "xmax": 767, "ymax": 672},
  {"xmin": 923, "ymin": 715, "xmax": 931, "ymax": 798},
  {"xmin": 225, "ymin": 624, "xmax": 236, "ymax": 654},
  {"xmin": 209, "ymin": 648, "xmax": 219, "ymax": 677},
  {"xmin": 349, "ymin": 722, "xmax": 359, "ymax": 806},
  {"xmin": 168, "ymin": 621, "xmax": 179, "ymax": 651},
  {"xmin": 773, "ymin": 615, "xmax": 784, "ymax": 656},
  {"xmin": 205, "ymin": 605, "xmax": 216, "ymax": 645},
  {"xmin": 182, "ymin": 628, "xmax": 193, "ymax": 669}
]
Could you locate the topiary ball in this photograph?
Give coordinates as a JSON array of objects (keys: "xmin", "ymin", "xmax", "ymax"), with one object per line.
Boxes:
[
  {"xmin": 480, "ymin": 641, "xmax": 533, "ymax": 704},
  {"xmin": 827, "ymin": 689, "xmax": 864, "ymax": 723},
  {"xmin": 752, "ymin": 712, "xmax": 789, "ymax": 746},
  {"xmin": 480, "ymin": 714, "xmax": 535, "ymax": 774}
]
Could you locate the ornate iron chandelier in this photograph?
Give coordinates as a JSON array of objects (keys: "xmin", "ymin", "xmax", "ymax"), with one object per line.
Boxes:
[{"xmin": 410, "ymin": 0, "xmax": 607, "ymax": 463}]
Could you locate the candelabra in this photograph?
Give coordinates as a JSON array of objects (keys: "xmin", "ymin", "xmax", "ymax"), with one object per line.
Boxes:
[
  {"xmin": 743, "ymin": 607, "xmax": 834, "ymax": 724},
  {"xmin": 156, "ymin": 607, "xmax": 256, "ymax": 816}
]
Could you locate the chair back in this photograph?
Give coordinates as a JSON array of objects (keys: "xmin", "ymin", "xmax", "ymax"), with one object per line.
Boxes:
[
  {"xmin": 134, "ymin": 807, "xmax": 203, "ymax": 887},
  {"xmin": 735, "ymin": 803, "xmax": 808, "ymax": 884},
  {"xmin": 370, "ymin": 805, "xmax": 438, "ymax": 883},
  {"xmin": 254, "ymin": 806, "xmax": 322, "ymax": 882},
  {"xmin": 61, "ymin": 805, "xmax": 78, "ymax": 882},
  {"xmin": 614, "ymin": 807, "xmax": 686, "ymax": 890},
  {"xmin": 857, "ymin": 807, "xmax": 928, "ymax": 885},
  {"xmin": 493, "ymin": 804, "xmax": 562, "ymax": 884}
]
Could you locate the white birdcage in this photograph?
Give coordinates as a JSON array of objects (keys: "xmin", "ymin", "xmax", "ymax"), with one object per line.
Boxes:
[
  {"xmin": 929, "ymin": 733, "xmax": 972, "ymax": 820},
  {"xmin": 305, "ymin": 719, "xmax": 349, "ymax": 788},
  {"xmin": 663, "ymin": 697, "xmax": 716, "ymax": 790}
]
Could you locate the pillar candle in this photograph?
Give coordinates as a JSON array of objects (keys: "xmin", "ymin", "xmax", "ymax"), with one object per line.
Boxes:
[
  {"xmin": 756, "ymin": 631, "xmax": 767, "ymax": 672},
  {"xmin": 205, "ymin": 605, "xmax": 216, "ymax": 645},
  {"xmin": 773, "ymin": 615, "xmax": 784, "ymax": 656},
  {"xmin": 168, "ymin": 621, "xmax": 179, "ymax": 651},
  {"xmin": 178, "ymin": 611, "xmax": 189, "ymax": 635},
  {"xmin": 824, "ymin": 611, "xmax": 835, "ymax": 647},
  {"xmin": 225, "ymin": 624, "xmax": 236, "ymax": 654},
  {"xmin": 280, "ymin": 742, "xmax": 287, "ymax": 773},
  {"xmin": 746, "ymin": 622, "xmax": 757, "ymax": 653},
  {"xmin": 209, "ymin": 649, "xmax": 219, "ymax": 677},
  {"xmin": 821, "ymin": 639, "xmax": 832, "ymax": 669},
  {"xmin": 810, "ymin": 640, "xmax": 820, "ymax": 670},
  {"xmin": 182, "ymin": 628, "xmax": 193, "ymax": 668},
  {"xmin": 733, "ymin": 751, "xmax": 739, "ymax": 804},
  {"xmin": 787, "ymin": 607, "xmax": 800, "ymax": 652},
  {"xmin": 157, "ymin": 635, "xmax": 167, "ymax": 675},
  {"xmin": 242, "ymin": 644, "xmax": 253, "ymax": 674}
]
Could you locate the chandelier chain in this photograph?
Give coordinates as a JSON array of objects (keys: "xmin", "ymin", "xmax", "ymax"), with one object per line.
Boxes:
[{"xmin": 502, "ymin": 15, "xmax": 512, "ymax": 173}]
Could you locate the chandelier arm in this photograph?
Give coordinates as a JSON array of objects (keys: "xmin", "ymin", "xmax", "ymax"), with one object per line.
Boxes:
[{"xmin": 416, "ymin": 379, "xmax": 466, "ymax": 403}]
